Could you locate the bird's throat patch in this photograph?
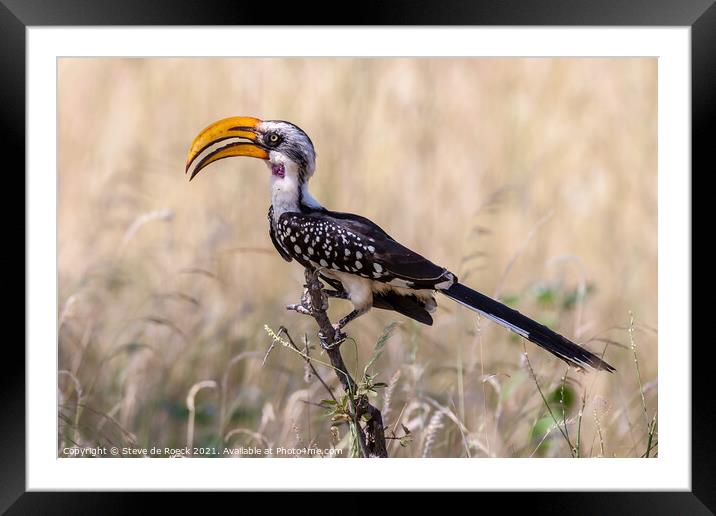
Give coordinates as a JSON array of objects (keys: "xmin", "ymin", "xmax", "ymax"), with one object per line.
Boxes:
[{"xmin": 272, "ymin": 163, "xmax": 286, "ymax": 178}]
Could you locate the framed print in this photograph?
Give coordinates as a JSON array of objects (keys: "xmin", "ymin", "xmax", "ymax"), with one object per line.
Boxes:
[{"xmin": 6, "ymin": 0, "xmax": 708, "ymax": 511}]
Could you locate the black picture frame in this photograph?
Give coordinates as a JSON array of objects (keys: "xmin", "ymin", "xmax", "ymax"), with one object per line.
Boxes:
[{"xmin": 4, "ymin": 0, "xmax": 706, "ymax": 512}]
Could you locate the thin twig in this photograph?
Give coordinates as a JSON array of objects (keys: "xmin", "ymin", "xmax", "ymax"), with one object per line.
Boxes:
[
  {"xmin": 523, "ymin": 344, "xmax": 575, "ymax": 457},
  {"xmin": 276, "ymin": 326, "xmax": 337, "ymax": 404},
  {"xmin": 560, "ymin": 367, "xmax": 572, "ymax": 451},
  {"xmin": 575, "ymin": 384, "xmax": 587, "ymax": 458},
  {"xmin": 628, "ymin": 311, "xmax": 655, "ymax": 457}
]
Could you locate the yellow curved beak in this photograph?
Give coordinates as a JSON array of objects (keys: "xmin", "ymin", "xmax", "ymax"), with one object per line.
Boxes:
[{"xmin": 185, "ymin": 116, "xmax": 269, "ymax": 181}]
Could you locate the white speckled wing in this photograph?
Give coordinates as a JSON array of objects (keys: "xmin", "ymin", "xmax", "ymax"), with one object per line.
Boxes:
[{"xmin": 274, "ymin": 208, "xmax": 456, "ymax": 291}]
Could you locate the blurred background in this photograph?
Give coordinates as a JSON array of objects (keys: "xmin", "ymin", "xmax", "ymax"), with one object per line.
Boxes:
[{"xmin": 58, "ymin": 58, "xmax": 657, "ymax": 458}]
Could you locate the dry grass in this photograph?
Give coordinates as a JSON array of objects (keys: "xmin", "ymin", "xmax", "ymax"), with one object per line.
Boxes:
[{"xmin": 58, "ymin": 58, "xmax": 657, "ymax": 458}]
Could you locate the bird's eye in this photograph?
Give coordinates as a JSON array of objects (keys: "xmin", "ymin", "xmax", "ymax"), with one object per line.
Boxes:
[{"xmin": 268, "ymin": 133, "xmax": 280, "ymax": 144}]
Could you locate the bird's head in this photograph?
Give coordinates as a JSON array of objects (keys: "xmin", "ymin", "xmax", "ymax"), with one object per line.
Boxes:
[{"xmin": 185, "ymin": 117, "xmax": 316, "ymax": 183}]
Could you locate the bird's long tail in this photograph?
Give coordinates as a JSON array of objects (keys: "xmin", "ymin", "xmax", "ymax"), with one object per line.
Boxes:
[{"xmin": 440, "ymin": 283, "xmax": 615, "ymax": 372}]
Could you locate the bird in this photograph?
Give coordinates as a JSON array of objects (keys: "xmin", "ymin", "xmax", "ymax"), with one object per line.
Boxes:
[{"xmin": 185, "ymin": 116, "xmax": 615, "ymax": 372}]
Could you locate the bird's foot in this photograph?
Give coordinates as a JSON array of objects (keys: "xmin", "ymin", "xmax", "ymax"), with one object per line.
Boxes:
[
  {"xmin": 319, "ymin": 326, "xmax": 347, "ymax": 350},
  {"xmin": 334, "ymin": 331, "xmax": 348, "ymax": 345},
  {"xmin": 285, "ymin": 303, "xmax": 313, "ymax": 316},
  {"xmin": 331, "ymin": 324, "xmax": 348, "ymax": 344},
  {"xmin": 286, "ymin": 287, "xmax": 322, "ymax": 316}
]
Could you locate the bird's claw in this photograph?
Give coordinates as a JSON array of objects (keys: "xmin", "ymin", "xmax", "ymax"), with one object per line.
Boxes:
[
  {"xmin": 287, "ymin": 287, "xmax": 329, "ymax": 316},
  {"xmin": 287, "ymin": 288, "xmax": 315, "ymax": 315},
  {"xmin": 285, "ymin": 303, "xmax": 313, "ymax": 316},
  {"xmin": 319, "ymin": 327, "xmax": 347, "ymax": 350},
  {"xmin": 331, "ymin": 324, "xmax": 348, "ymax": 344}
]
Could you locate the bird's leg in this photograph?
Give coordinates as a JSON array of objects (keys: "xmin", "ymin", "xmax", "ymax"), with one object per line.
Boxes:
[
  {"xmin": 330, "ymin": 307, "xmax": 369, "ymax": 342},
  {"xmin": 318, "ymin": 309, "xmax": 367, "ymax": 350}
]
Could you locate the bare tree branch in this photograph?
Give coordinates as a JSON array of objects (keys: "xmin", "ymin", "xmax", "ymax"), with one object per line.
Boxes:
[{"xmin": 287, "ymin": 267, "xmax": 388, "ymax": 458}]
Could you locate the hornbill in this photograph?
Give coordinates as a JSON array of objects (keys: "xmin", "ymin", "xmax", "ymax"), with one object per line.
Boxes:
[{"xmin": 186, "ymin": 117, "xmax": 615, "ymax": 372}]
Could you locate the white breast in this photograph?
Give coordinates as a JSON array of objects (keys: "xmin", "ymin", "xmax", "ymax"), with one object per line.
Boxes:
[{"xmin": 321, "ymin": 269, "xmax": 374, "ymax": 311}]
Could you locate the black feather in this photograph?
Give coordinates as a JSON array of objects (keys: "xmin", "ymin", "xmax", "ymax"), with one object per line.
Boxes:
[
  {"xmin": 373, "ymin": 291, "xmax": 434, "ymax": 326},
  {"xmin": 441, "ymin": 283, "xmax": 615, "ymax": 372}
]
